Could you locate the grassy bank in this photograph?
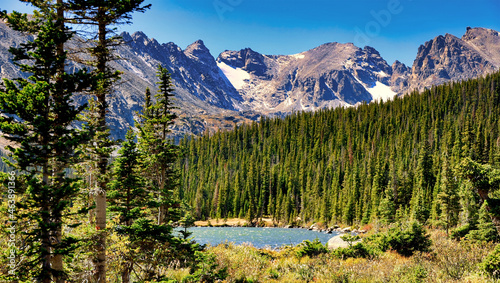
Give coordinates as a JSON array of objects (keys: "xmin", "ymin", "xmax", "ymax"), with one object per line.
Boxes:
[{"xmin": 164, "ymin": 229, "xmax": 497, "ymax": 282}]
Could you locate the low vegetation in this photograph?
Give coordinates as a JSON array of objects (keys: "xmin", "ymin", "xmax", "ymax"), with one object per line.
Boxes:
[{"xmin": 163, "ymin": 228, "xmax": 498, "ymax": 283}]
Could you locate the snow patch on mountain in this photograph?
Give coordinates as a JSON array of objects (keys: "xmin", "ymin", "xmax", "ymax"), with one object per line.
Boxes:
[
  {"xmin": 374, "ymin": 70, "xmax": 390, "ymax": 78},
  {"xmin": 217, "ymin": 61, "xmax": 251, "ymax": 89},
  {"xmin": 368, "ymin": 81, "xmax": 397, "ymax": 102},
  {"xmin": 292, "ymin": 53, "xmax": 305, "ymax": 59}
]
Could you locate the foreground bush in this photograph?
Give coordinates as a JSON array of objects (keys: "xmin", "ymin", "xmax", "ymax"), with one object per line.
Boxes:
[
  {"xmin": 182, "ymin": 251, "xmax": 228, "ymax": 282},
  {"xmin": 482, "ymin": 244, "xmax": 500, "ymax": 278},
  {"xmin": 332, "ymin": 242, "xmax": 375, "ymax": 259},
  {"xmin": 450, "ymin": 224, "xmax": 473, "ymax": 240},
  {"xmin": 367, "ymin": 221, "xmax": 432, "ymax": 256},
  {"xmin": 294, "ymin": 239, "xmax": 328, "ymax": 258}
]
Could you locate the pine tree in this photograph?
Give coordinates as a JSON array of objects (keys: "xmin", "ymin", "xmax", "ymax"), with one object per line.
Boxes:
[
  {"xmin": 65, "ymin": 2, "xmax": 151, "ymax": 280},
  {"xmin": 0, "ymin": 3, "xmax": 93, "ymax": 281},
  {"xmin": 108, "ymin": 129, "xmax": 146, "ymax": 282},
  {"xmin": 466, "ymin": 203, "xmax": 499, "ymax": 242},
  {"xmin": 378, "ymin": 188, "xmax": 396, "ymax": 225},
  {"xmin": 436, "ymin": 156, "xmax": 460, "ymax": 234},
  {"xmin": 137, "ymin": 65, "xmax": 180, "ymax": 225},
  {"xmin": 458, "ymin": 158, "xmax": 500, "ymax": 235}
]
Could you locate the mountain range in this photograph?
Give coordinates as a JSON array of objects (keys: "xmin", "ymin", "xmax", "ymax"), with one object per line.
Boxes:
[{"xmin": 0, "ymin": 21, "xmax": 499, "ymax": 140}]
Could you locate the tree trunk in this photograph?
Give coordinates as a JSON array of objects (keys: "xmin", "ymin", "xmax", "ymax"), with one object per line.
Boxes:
[
  {"xmin": 52, "ymin": 225, "xmax": 64, "ymax": 283},
  {"xmin": 52, "ymin": 2, "xmax": 65, "ymax": 281},
  {"xmin": 158, "ymin": 169, "xmax": 165, "ymax": 225},
  {"xmin": 121, "ymin": 263, "xmax": 131, "ymax": 283},
  {"xmin": 94, "ymin": 9, "xmax": 108, "ymax": 283},
  {"xmin": 42, "ymin": 170, "xmax": 52, "ymax": 283},
  {"xmin": 94, "ymin": 189, "xmax": 107, "ymax": 283}
]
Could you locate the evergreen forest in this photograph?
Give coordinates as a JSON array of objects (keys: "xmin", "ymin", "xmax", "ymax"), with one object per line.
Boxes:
[{"xmin": 176, "ymin": 71, "xmax": 500, "ymax": 230}]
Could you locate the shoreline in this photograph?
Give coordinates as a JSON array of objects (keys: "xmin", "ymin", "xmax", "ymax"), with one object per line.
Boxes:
[{"xmin": 193, "ymin": 217, "xmax": 366, "ymax": 234}]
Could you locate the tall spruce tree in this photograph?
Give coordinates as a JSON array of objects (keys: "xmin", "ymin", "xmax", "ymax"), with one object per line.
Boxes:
[
  {"xmin": 65, "ymin": 1, "xmax": 150, "ymax": 281},
  {"xmin": 130, "ymin": 65, "xmax": 200, "ymax": 280},
  {"xmin": 137, "ymin": 65, "xmax": 180, "ymax": 225},
  {"xmin": 437, "ymin": 155, "xmax": 460, "ymax": 234},
  {"xmin": 0, "ymin": 2, "xmax": 93, "ymax": 281},
  {"xmin": 458, "ymin": 158, "xmax": 500, "ymax": 235},
  {"xmin": 108, "ymin": 129, "xmax": 145, "ymax": 282}
]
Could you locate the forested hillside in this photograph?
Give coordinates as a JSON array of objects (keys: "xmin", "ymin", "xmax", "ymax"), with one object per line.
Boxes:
[{"xmin": 176, "ymin": 71, "xmax": 500, "ymax": 227}]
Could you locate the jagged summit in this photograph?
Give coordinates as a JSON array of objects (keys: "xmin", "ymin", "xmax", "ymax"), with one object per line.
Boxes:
[
  {"xmin": 409, "ymin": 27, "xmax": 500, "ymax": 92},
  {"xmin": 0, "ymin": 23, "xmax": 499, "ymax": 139},
  {"xmin": 184, "ymin": 40, "xmax": 215, "ymax": 66},
  {"xmin": 462, "ymin": 27, "xmax": 500, "ymax": 68}
]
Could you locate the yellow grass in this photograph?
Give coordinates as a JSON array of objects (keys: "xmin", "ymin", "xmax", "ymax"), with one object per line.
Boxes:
[{"xmin": 164, "ymin": 229, "xmax": 498, "ymax": 282}]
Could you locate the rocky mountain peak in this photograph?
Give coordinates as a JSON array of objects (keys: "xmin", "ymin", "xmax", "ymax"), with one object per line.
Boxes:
[
  {"xmin": 120, "ymin": 31, "xmax": 133, "ymax": 42},
  {"xmin": 131, "ymin": 31, "xmax": 153, "ymax": 44},
  {"xmin": 185, "ymin": 39, "xmax": 208, "ymax": 50},
  {"xmin": 0, "ymin": 23, "xmax": 499, "ymax": 140},
  {"xmin": 409, "ymin": 28, "xmax": 498, "ymax": 93},
  {"xmin": 390, "ymin": 60, "xmax": 410, "ymax": 93},
  {"xmin": 184, "ymin": 39, "xmax": 214, "ymax": 65},
  {"xmin": 363, "ymin": 46, "xmax": 381, "ymax": 56},
  {"xmin": 462, "ymin": 27, "xmax": 500, "ymax": 41},
  {"xmin": 392, "ymin": 60, "xmax": 408, "ymax": 72},
  {"xmin": 217, "ymin": 48, "xmax": 268, "ymax": 77},
  {"xmin": 461, "ymin": 27, "xmax": 500, "ymax": 68}
]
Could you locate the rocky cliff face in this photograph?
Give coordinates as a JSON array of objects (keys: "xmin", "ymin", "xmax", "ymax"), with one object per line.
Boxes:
[
  {"xmin": 409, "ymin": 27, "xmax": 500, "ymax": 92},
  {"xmin": 217, "ymin": 42, "xmax": 402, "ymax": 114},
  {"xmin": 390, "ymin": 60, "xmax": 411, "ymax": 93},
  {"xmin": 462, "ymin": 27, "xmax": 500, "ymax": 66},
  {"xmin": 216, "ymin": 27, "xmax": 500, "ymax": 114},
  {"xmin": 0, "ymin": 23, "xmax": 499, "ymax": 140},
  {"xmin": 0, "ymin": 21, "xmax": 253, "ymax": 140}
]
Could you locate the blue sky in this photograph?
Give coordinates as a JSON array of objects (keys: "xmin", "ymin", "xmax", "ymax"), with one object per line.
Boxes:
[{"xmin": 3, "ymin": 0, "xmax": 500, "ymax": 66}]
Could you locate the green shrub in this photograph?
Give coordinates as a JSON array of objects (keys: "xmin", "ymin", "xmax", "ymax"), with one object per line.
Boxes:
[
  {"xmin": 482, "ymin": 244, "xmax": 500, "ymax": 278},
  {"xmin": 340, "ymin": 234, "xmax": 361, "ymax": 247},
  {"xmin": 365, "ymin": 221, "xmax": 432, "ymax": 257},
  {"xmin": 295, "ymin": 239, "xmax": 328, "ymax": 258},
  {"xmin": 465, "ymin": 226, "xmax": 499, "ymax": 242},
  {"xmin": 332, "ymin": 242, "xmax": 375, "ymax": 259},
  {"xmin": 182, "ymin": 251, "xmax": 228, "ymax": 282},
  {"xmin": 395, "ymin": 263, "xmax": 428, "ymax": 283},
  {"xmin": 465, "ymin": 203, "xmax": 500, "ymax": 243},
  {"xmin": 385, "ymin": 221, "xmax": 432, "ymax": 256},
  {"xmin": 450, "ymin": 224, "xmax": 473, "ymax": 240}
]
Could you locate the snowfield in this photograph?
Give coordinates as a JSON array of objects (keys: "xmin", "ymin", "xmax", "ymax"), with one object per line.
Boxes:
[
  {"xmin": 217, "ymin": 62, "xmax": 251, "ymax": 90},
  {"xmin": 368, "ymin": 81, "xmax": 397, "ymax": 102}
]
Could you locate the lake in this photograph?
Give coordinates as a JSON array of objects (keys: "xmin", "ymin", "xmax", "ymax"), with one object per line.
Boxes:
[{"xmin": 180, "ymin": 227, "xmax": 339, "ymax": 249}]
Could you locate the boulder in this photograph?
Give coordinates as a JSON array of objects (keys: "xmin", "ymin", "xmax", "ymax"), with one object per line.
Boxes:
[
  {"xmin": 341, "ymin": 227, "xmax": 352, "ymax": 233},
  {"xmin": 327, "ymin": 235, "xmax": 362, "ymax": 250}
]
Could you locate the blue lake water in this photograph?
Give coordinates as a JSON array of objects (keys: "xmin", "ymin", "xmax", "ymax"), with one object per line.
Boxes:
[{"xmin": 180, "ymin": 227, "xmax": 339, "ymax": 249}]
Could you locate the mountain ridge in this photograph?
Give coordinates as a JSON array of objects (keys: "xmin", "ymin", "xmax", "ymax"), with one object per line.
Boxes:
[{"xmin": 0, "ymin": 23, "xmax": 499, "ymax": 140}]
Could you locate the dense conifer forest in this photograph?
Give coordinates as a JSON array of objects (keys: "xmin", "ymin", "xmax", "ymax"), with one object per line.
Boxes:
[{"xmin": 176, "ymin": 71, "xmax": 500, "ymax": 228}]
